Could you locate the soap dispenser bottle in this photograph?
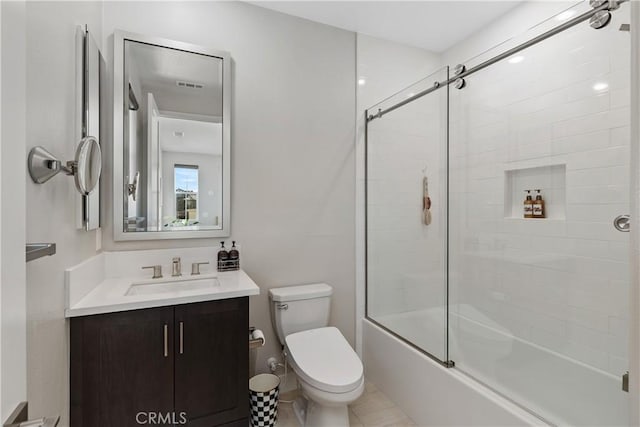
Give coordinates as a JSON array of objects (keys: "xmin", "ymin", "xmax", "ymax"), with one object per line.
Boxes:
[
  {"xmin": 524, "ymin": 190, "xmax": 534, "ymax": 219},
  {"xmin": 218, "ymin": 242, "xmax": 229, "ymax": 270},
  {"xmin": 229, "ymin": 241, "xmax": 239, "ymax": 260},
  {"xmin": 533, "ymin": 189, "xmax": 546, "ymax": 219},
  {"xmin": 229, "ymin": 241, "xmax": 240, "ymax": 270}
]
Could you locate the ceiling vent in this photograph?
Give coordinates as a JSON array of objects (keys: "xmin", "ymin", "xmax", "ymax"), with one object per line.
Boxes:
[{"xmin": 176, "ymin": 80, "xmax": 205, "ymax": 89}]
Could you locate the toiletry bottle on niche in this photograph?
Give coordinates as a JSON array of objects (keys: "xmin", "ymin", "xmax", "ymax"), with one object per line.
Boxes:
[
  {"xmin": 524, "ymin": 190, "xmax": 534, "ymax": 219},
  {"xmin": 533, "ymin": 189, "xmax": 545, "ymax": 218}
]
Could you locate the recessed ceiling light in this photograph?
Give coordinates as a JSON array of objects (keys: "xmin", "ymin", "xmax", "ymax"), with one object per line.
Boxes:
[
  {"xmin": 174, "ymin": 131, "xmax": 184, "ymax": 137},
  {"xmin": 556, "ymin": 10, "xmax": 576, "ymax": 21},
  {"xmin": 508, "ymin": 55, "xmax": 524, "ymax": 64},
  {"xmin": 593, "ymin": 82, "xmax": 609, "ymax": 91},
  {"xmin": 358, "ymin": 78, "xmax": 366, "ymax": 86}
]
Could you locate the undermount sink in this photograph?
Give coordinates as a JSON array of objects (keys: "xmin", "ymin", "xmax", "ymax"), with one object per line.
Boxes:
[{"xmin": 126, "ymin": 275, "xmax": 220, "ymax": 296}]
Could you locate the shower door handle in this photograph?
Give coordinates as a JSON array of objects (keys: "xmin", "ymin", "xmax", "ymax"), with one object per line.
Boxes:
[{"xmin": 613, "ymin": 215, "xmax": 630, "ymax": 232}]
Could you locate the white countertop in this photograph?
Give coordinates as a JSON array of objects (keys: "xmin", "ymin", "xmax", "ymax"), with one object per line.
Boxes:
[
  {"xmin": 65, "ymin": 249, "xmax": 260, "ymax": 318},
  {"xmin": 66, "ymin": 269, "xmax": 259, "ymax": 318}
]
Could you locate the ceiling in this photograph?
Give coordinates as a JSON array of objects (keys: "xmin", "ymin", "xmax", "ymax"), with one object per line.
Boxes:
[
  {"xmin": 159, "ymin": 117, "xmax": 222, "ymax": 156},
  {"xmin": 126, "ymin": 40, "xmax": 223, "ymax": 116},
  {"xmin": 248, "ymin": 1, "xmax": 523, "ymax": 52}
]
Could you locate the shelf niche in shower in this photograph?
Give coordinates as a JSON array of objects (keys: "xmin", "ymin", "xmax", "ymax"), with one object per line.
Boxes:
[{"xmin": 504, "ymin": 164, "xmax": 566, "ymax": 220}]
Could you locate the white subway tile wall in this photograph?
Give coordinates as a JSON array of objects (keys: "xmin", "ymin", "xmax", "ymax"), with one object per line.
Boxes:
[
  {"xmin": 367, "ymin": 3, "xmax": 630, "ymax": 425},
  {"xmin": 449, "ymin": 6, "xmax": 630, "ymax": 378},
  {"xmin": 447, "ymin": 4, "xmax": 630, "ymax": 425}
]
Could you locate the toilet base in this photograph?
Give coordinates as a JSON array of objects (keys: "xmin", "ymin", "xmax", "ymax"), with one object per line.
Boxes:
[{"xmin": 294, "ymin": 395, "xmax": 349, "ymax": 427}]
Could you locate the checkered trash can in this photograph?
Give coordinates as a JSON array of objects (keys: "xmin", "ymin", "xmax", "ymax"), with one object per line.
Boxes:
[{"xmin": 249, "ymin": 373, "xmax": 280, "ymax": 427}]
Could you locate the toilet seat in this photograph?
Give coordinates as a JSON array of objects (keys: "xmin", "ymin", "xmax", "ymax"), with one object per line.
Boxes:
[{"xmin": 285, "ymin": 327, "xmax": 363, "ymax": 394}]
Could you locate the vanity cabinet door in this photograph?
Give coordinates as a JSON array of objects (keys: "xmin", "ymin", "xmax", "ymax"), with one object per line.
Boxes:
[
  {"xmin": 174, "ymin": 297, "xmax": 249, "ymax": 427},
  {"xmin": 70, "ymin": 307, "xmax": 175, "ymax": 427}
]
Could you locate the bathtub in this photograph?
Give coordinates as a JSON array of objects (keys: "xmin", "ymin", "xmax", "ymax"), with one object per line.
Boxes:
[{"xmin": 364, "ymin": 305, "xmax": 628, "ymax": 426}]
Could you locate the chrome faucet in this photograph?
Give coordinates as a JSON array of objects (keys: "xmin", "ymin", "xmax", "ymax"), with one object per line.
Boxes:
[
  {"xmin": 172, "ymin": 257, "xmax": 182, "ymax": 277},
  {"xmin": 191, "ymin": 261, "xmax": 209, "ymax": 275},
  {"xmin": 142, "ymin": 265, "xmax": 163, "ymax": 279}
]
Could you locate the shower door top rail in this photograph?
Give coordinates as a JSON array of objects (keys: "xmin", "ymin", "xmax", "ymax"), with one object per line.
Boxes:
[{"xmin": 366, "ymin": 0, "xmax": 627, "ymax": 123}]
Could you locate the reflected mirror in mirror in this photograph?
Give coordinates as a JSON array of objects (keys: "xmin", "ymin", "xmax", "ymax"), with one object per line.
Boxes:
[
  {"xmin": 75, "ymin": 136, "xmax": 102, "ymax": 195},
  {"xmin": 122, "ymin": 39, "xmax": 226, "ymax": 233}
]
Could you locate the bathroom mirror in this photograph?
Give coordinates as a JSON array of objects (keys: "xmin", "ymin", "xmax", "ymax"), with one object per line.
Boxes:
[{"xmin": 113, "ymin": 31, "xmax": 231, "ymax": 241}]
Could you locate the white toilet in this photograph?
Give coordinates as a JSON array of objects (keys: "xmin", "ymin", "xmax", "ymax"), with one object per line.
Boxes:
[{"xmin": 269, "ymin": 283, "xmax": 364, "ymax": 427}]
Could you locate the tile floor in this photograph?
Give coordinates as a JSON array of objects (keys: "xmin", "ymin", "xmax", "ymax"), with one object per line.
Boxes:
[{"xmin": 276, "ymin": 381, "xmax": 416, "ymax": 427}]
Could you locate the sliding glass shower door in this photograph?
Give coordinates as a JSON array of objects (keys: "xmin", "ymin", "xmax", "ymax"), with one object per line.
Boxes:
[
  {"xmin": 366, "ymin": 67, "xmax": 449, "ymax": 362},
  {"xmin": 365, "ymin": 1, "xmax": 632, "ymax": 424},
  {"xmin": 448, "ymin": 2, "xmax": 630, "ymax": 425}
]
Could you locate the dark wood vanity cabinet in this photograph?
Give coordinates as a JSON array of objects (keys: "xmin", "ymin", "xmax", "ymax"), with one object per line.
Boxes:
[
  {"xmin": 70, "ymin": 297, "xmax": 249, "ymax": 427},
  {"xmin": 174, "ymin": 299, "xmax": 249, "ymax": 426},
  {"xmin": 70, "ymin": 306, "xmax": 175, "ymax": 426}
]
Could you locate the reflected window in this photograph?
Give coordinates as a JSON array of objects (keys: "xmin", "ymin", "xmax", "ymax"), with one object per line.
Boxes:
[{"xmin": 175, "ymin": 165, "xmax": 198, "ymax": 221}]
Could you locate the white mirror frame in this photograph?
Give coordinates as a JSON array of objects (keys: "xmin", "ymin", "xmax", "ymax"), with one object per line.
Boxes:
[{"xmin": 113, "ymin": 30, "xmax": 231, "ymax": 241}]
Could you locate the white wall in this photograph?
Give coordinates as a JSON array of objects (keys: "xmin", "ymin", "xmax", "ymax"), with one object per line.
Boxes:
[
  {"xmin": 356, "ymin": 34, "xmax": 441, "ymax": 114},
  {"xmin": 102, "ymin": 0, "xmax": 356, "ymax": 391},
  {"xmin": 0, "ymin": 1, "xmax": 27, "ymax": 421},
  {"xmin": 355, "ymin": 33, "xmax": 441, "ymax": 354},
  {"xmin": 24, "ymin": 2, "xmax": 102, "ymax": 425},
  {"xmin": 441, "ymin": 1, "xmax": 577, "ymax": 67},
  {"xmin": 2, "ymin": 2, "xmax": 356, "ymax": 424}
]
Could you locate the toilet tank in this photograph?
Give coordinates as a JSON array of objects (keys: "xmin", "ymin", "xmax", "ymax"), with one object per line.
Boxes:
[{"xmin": 269, "ymin": 283, "xmax": 332, "ymax": 345}]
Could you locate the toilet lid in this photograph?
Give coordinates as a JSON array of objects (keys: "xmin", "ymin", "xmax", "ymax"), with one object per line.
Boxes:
[{"xmin": 285, "ymin": 327, "xmax": 363, "ymax": 393}]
